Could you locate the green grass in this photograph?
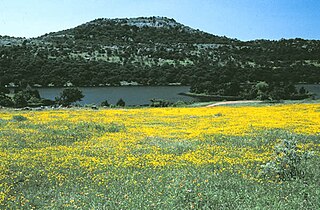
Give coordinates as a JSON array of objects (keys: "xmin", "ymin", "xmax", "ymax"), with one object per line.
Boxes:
[
  {"xmin": 1, "ymin": 107, "xmax": 319, "ymax": 209},
  {"xmin": 3, "ymin": 161, "xmax": 319, "ymax": 209},
  {"xmin": 2, "ymin": 132, "xmax": 319, "ymax": 209}
]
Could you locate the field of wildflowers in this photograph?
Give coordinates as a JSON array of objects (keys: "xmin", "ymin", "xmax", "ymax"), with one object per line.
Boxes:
[{"xmin": 0, "ymin": 103, "xmax": 319, "ymax": 209}]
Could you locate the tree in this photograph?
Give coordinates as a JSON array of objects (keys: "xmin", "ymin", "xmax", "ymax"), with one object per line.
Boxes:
[
  {"xmin": 255, "ymin": 81, "xmax": 270, "ymax": 100},
  {"xmin": 0, "ymin": 86, "xmax": 10, "ymax": 94},
  {"xmin": 299, "ymin": 87, "xmax": 307, "ymax": 95},
  {"xmin": 101, "ymin": 99, "xmax": 110, "ymax": 107},
  {"xmin": 13, "ymin": 92, "xmax": 28, "ymax": 107},
  {"xmin": 116, "ymin": 98, "xmax": 125, "ymax": 107},
  {"xmin": 11, "ymin": 88, "xmax": 42, "ymax": 107},
  {"xmin": 22, "ymin": 88, "xmax": 41, "ymax": 100},
  {"xmin": 56, "ymin": 88, "xmax": 84, "ymax": 106},
  {"xmin": 0, "ymin": 93, "xmax": 14, "ymax": 107},
  {"xmin": 224, "ymin": 82, "xmax": 241, "ymax": 96}
]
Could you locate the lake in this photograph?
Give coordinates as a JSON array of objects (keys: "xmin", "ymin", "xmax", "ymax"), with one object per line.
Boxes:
[
  {"xmin": 36, "ymin": 86, "xmax": 198, "ymax": 106},
  {"xmin": 28, "ymin": 84, "xmax": 320, "ymax": 106}
]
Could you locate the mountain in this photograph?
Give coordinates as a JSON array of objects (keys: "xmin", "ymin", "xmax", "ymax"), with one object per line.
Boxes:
[{"xmin": 0, "ymin": 16, "xmax": 319, "ymax": 98}]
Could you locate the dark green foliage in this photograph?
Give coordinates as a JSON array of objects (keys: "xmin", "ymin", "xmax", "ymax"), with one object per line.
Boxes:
[
  {"xmin": 56, "ymin": 88, "xmax": 84, "ymax": 106},
  {"xmin": 1, "ymin": 87, "xmax": 53, "ymax": 108},
  {"xmin": 150, "ymin": 98, "xmax": 172, "ymax": 107},
  {"xmin": 172, "ymin": 100, "xmax": 188, "ymax": 107},
  {"xmin": 254, "ymin": 81, "xmax": 270, "ymax": 100},
  {"xmin": 100, "ymin": 99, "xmax": 110, "ymax": 107},
  {"xmin": 0, "ymin": 93, "xmax": 14, "ymax": 107},
  {"xmin": 12, "ymin": 115, "xmax": 28, "ymax": 122},
  {"xmin": 299, "ymin": 86, "xmax": 307, "ymax": 95},
  {"xmin": 41, "ymin": 99, "xmax": 55, "ymax": 106},
  {"xmin": 238, "ymin": 81, "xmax": 302, "ymax": 101},
  {"xmin": 13, "ymin": 92, "xmax": 28, "ymax": 107},
  {"xmin": 1, "ymin": 17, "xmax": 320, "ymax": 100},
  {"xmin": 0, "ymin": 86, "xmax": 10, "ymax": 94},
  {"xmin": 106, "ymin": 122, "xmax": 126, "ymax": 133},
  {"xmin": 223, "ymin": 82, "xmax": 241, "ymax": 96},
  {"xmin": 12, "ymin": 88, "xmax": 41, "ymax": 107},
  {"xmin": 116, "ymin": 98, "xmax": 125, "ymax": 107},
  {"xmin": 266, "ymin": 83, "xmax": 299, "ymax": 101}
]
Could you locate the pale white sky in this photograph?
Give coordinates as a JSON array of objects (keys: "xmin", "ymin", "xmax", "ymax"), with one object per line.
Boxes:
[{"xmin": 0, "ymin": 0, "xmax": 320, "ymax": 40}]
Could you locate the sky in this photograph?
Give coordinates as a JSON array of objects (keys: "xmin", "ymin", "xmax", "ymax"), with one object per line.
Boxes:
[{"xmin": 0, "ymin": 0, "xmax": 320, "ymax": 41}]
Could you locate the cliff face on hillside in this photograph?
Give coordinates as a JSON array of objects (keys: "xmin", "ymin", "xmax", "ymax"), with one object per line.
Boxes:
[{"xmin": 0, "ymin": 17, "xmax": 319, "ymax": 96}]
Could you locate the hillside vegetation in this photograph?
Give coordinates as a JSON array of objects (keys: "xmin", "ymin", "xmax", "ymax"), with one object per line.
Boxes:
[{"xmin": 0, "ymin": 17, "xmax": 320, "ymax": 97}]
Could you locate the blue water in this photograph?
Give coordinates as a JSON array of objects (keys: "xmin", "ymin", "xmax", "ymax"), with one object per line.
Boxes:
[{"xmin": 36, "ymin": 86, "xmax": 197, "ymax": 106}]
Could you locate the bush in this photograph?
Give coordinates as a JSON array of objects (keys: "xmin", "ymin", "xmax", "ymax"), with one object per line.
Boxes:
[
  {"xmin": 259, "ymin": 138, "xmax": 313, "ymax": 181},
  {"xmin": 172, "ymin": 101, "xmax": 187, "ymax": 107},
  {"xmin": 12, "ymin": 115, "xmax": 28, "ymax": 122},
  {"xmin": 150, "ymin": 99, "xmax": 172, "ymax": 107},
  {"xmin": 116, "ymin": 98, "xmax": 125, "ymax": 107},
  {"xmin": 106, "ymin": 122, "xmax": 126, "ymax": 133},
  {"xmin": 101, "ymin": 100, "xmax": 110, "ymax": 107}
]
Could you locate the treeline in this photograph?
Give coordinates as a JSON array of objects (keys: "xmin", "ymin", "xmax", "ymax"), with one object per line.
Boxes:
[
  {"xmin": 0, "ymin": 87, "xmax": 54, "ymax": 108},
  {"xmin": 1, "ymin": 17, "xmax": 320, "ymax": 100},
  {"xmin": 0, "ymin": 87, "xmax": 86, "ymax": 108},
  {"xmin": 1, "ymin": 45, "xmax": 319, "ymax": 88}
]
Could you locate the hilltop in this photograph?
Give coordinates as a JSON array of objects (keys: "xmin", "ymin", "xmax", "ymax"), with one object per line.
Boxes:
[{"xmin": 0, "ymin": 16, "xmax": 319, "ymax": 99}]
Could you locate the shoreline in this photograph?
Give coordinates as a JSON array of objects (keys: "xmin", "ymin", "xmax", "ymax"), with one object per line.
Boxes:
[{"xmin": 179, "ymin": 92, "xmax": 242, "ymax": 101}]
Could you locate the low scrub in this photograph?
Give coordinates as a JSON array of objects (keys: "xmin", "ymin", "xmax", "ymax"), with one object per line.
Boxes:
[
  {"xmin": 11, "ymin": 115, "xmax": 28, "ymax": 122},
  {"xmin": 259, "ymin": 138, "xmax": 314, "ymax": 181}
]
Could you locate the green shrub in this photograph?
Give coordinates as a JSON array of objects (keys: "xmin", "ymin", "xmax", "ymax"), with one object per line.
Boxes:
[
  {"xmin": 172, "ymin": 101, "xmax": 187, "ymax": 107},
  {"xmin": 101, "ymin": 100, "xmax": 110, "ymax": 107},
  {"xmin": 214, "ymin": 113, "xmax": 223, "ymax": 117},
  {"xmin": 106, "ymin": 122, "xmax": 125, "ymax": 133},
  {"xmin": 12, "ymin": 115, "xmax": 28, "ymax": 122},
  {"xmin": 150, "ymin": 98, "xmax": 172, "ymax": 107},
  {"xmin": 259, "ymin": 138, "xmax": 313, "ymax": 181},
  {"xmin": 116, "ymin": 98, "xmax": 125, "ymax": 107},
  {"xmin": 0, "ymin": 118, "xmax": 8, "ymax": 126}
]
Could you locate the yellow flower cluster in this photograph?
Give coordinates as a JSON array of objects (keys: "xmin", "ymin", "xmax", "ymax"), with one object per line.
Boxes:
[{"xmin": 0, "ymin": 103, "xmax": 319, "ymax": 204}]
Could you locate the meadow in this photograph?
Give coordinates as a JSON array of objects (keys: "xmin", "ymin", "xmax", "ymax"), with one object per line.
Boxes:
[{"xmin": 0, "ymin": 103, "xmax": 319, "ymax": 209}]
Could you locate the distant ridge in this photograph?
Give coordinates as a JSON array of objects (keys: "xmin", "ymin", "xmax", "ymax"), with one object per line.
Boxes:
[{"xmin": 89, "ymin": 17, "xmax": 182, "ymax": 28}]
